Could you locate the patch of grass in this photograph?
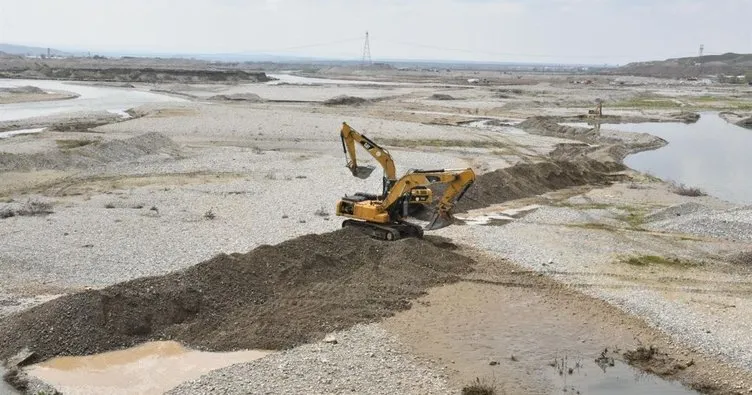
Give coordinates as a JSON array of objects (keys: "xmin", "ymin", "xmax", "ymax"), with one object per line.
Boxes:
[
  {"xmin": 730, "ymin": 101, "xmax": 752, "ymax": 111},
  {"xmin": 670, "ymin": 183, "xmax": 707, "ymax": 197},
  {"xmin": 203, "ymin": 209, "xmax": 216, "ymax": 220},
  {"xmin": 381, "ymin": 138, "xmax": 507, "ymax": 149},
  {"xmin": 621, "ymin": 254, "xmax": 695, "ymax": 268},
  {"xmin": 264, "ymin": 171, "xmax": 277, "ymax": 180},
  {"xmin": 104, "ymin": 203, "xmax": 116, "ymax": 209},
  {"xmin": 462, "ymin": 377, "xmax": 499, "ymax": 395},
  {"xmin": 56, "ymin": 139, "xmax": 96, "ymax": 149},
  {"xmin": 611, "ymin": 97, "xmax": 682, "ymax": 109},
  {"xmin": 615, "ymin": 211, "xmax": 647, "ymax": 229},
  {"xmin": 567, "ymin": 222, "xmax": 618, "ymax": 231},
  {"xmin": 314, "ymin": 207, "xmax": 330, "ymax": 217},
  {"xmin": 554, "ymin": 201, "xmax": 612, "ymax": 210}
]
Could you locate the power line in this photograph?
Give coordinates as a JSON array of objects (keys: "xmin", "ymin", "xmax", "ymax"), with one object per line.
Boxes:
[
  {"xmin": 374, "ymin": 38, "xmax": 728, "ymax": 62},
  {"xmin": 242, "ymin": 37, "xmax": 363, "ymax": 54}
]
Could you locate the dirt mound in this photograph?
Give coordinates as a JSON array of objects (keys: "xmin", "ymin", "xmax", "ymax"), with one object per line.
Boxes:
[
  {"xmin": 518, "ymin": 116, "xmax": 667, "ymax": 162},
  {"xmin": 0, "ymin": 132, "xmax": 180, "ymax": 172},
  {"xmin": 208, "ymin": 93, "xmax": 264, "ymax": 102},
  {"xmin": 456, "ymin": 159, "xmax": 625, "ymax": 212},
  {"xmin": 725, "ymin": 250, "xmax": 752, "ymax": 265},
  {"xmin": 324, "ymin": 95, "xmax": 369, "ymax": 106},
  {"xmin": 0, "ymin": 229, "xmax": 472, "ymax": 362}
]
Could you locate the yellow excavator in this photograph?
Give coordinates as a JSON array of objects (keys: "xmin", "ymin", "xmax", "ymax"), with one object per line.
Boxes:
[{"xmin": 337, "ymin": 122, "xmax": 476, "ymax": 241}]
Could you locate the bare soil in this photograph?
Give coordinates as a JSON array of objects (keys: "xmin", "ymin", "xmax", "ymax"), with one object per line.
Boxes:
[{"xmin": 0, "ymin": 229, "xmax": 472, "ymax": 363}]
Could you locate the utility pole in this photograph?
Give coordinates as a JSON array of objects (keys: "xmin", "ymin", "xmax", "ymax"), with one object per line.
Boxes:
[{"xmin": 361, "ymin": 31, "xmax": 372, "ymax": 68}]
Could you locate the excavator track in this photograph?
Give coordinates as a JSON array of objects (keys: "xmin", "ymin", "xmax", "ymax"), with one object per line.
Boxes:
[{"xmin": 342, "ymin": 219, "xmax": 423, "ymax": 241}]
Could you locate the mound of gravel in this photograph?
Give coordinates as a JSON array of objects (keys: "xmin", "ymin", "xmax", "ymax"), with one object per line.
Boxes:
[
  {"xmin": 738, "ymin": 117, "xmax": 752, "ymax": 130},
  {"xmin": 0, "ymin": 229, "xmax": 472, "ymax": 362},
  {"xmin": 208, "ymin": 93, "xmax": 264, "ymax": 102},
  {"xmin": 323, "ymin": 95, "xmax": 369, "ymax": 106},
  {"xmin": 456, "ymin": 159, "xmax": 626, "ymax": 212},
  {"xmin": 0, "ymin": 132, "xmax": 180, "ymax": 171},
  {"xmin": 167, "ymin": 324, "xmax": 449, "ymax": 395},
  {"xmin": 429, "ymin": 93, "xmax": 456, "ymax": 101},
  {"xmin": 644, "ymin": 202, "xmax": 708, "ymax": 223}
]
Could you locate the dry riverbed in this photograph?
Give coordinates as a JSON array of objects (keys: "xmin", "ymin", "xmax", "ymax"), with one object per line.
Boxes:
[{"xmin": 1, "ymin": 70, "xmax": 752, "ymax": 394}]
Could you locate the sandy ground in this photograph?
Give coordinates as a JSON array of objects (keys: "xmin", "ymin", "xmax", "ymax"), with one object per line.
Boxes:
[{"xmin": 1, "ymin": 70, "xmax": 752, "ymax": 394}]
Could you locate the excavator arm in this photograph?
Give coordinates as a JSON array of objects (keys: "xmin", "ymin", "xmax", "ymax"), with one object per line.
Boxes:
[{"xmin": 340, "ymin": 122, "xmax": 397, "ymax": 193}]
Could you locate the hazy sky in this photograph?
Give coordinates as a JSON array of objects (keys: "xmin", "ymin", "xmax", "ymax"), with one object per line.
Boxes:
[{"xmin": 1, "ymin": 0, "xmax": 750, "ymax": 64}]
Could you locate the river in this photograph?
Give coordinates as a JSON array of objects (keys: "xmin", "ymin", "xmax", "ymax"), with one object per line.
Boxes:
[
  {"xmin": 587, "ymin": 113, "xmax": 752, "ymax": 204},
  {"xmin": 0, "ymin": 79, "xmax": 185, "ymax": 122}
]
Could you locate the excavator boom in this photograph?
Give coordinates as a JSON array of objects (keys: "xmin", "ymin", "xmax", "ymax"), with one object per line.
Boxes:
[{"xmin": 340, "ymin": 122, "xmax": 397, "ymax": 194}]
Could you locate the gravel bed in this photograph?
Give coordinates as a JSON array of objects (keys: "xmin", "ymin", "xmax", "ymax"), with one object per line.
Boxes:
[
  {"xmin": 0, "ymin": 144, "xmax": 469, "ymax": 292},
  {"xmin": 517, "ymin": 206, "xmax": 623, "ymax": 226},
  {"xmin": 647, "ymin": 206, "xmax": 752, "ymax": 241},
  {"xmin": 166, "ymin": 324, "xmax": 450, "ymax": 395},
  {"xmin": 644, "ymin": 202, "xmax": 708, "ymax": 222}
]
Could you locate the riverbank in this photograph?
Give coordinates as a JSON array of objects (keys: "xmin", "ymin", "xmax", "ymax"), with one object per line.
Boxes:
[{"xmin": 0, "ymin": 86, "xmax": 78, "ymax": 105}]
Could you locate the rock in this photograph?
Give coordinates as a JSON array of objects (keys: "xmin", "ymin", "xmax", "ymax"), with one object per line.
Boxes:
[
  {"xmin": 6, "ymin": 348, "xmax": 36, "ymax": 367},
  {"xmin": 489, "ymin": 360, "xmax": 499, "ymax": 366},
  {"xmin": 323, "ymin": 335, "xmax": 338, "ymax": 344}
]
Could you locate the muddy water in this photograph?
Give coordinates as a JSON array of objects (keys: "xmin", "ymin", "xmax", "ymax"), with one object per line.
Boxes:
[
  {"xmin": 579, "ymin": 113, "xmax": 752, "ymax": 204},
  {"xmin": 546, "ymin": 359, "xmax": 697, "ymax": 394},
  {"xmin": 26, "ymin": 341, "xmax": 269, "ymax": 395}
]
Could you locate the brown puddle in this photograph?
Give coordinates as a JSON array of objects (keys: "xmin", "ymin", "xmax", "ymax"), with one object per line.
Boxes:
[{"xmin": 25, "ymin": 341, "xmax": 270, "ymax": 395}]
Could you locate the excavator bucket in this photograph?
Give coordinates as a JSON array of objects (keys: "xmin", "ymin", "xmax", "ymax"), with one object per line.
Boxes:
[
  {"xmin": 351, "ymin": 165, "xmax": 376, "ymax": 179},
  {"xmin": 425, "ymin": 211, "xmax": 455, "ymax": 231}
]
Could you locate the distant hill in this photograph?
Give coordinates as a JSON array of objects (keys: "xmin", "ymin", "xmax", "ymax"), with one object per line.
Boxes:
[
  {"xmin": 612, "ymin": 53, "xmax": 752, "ymax": 78},
  {"xmin": 0, "ymin": 43, "xmax": 76, "ymax": 57}
]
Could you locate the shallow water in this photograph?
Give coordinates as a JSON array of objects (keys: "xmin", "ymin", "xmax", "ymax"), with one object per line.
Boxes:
[
  {"xmin": 547, "ymin": 359, "xmax": 698, "ymax": 394},
  {"xmin": 0, "ymin": 128, "xmax": 45, "ymax": 139},
  {"xmin": 568, "ymin": 113, "xmax": 752, "ymax": 204},
  {"xmin": 0, "ymin": 79, "xmax": 185, "ymax": 122},
  {"xmin": 25, "ymin": 341, "xmax": 269, "ymax": 395}
]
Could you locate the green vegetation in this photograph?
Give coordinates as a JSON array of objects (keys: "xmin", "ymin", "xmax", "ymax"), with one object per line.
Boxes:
[
  {"xmin": 56, "ymin": 139, "xmax": 97, "ymax": 149},
  {"xmin": 566, "ymin": 222, "xmax": 618, "ymax": 232},
  {"xmin": 462, "ymin": 377, "xmax": 499, "ymax": 395},
  {"xmin": 611, "ymin": 97, "xmax": 682, "ymax": 109},
  {"xmin": 381, "ymin": 138, "xmax": 507, "ymax": 149},
  {"xmin": 615, "ymin": 209, "xmax": 647, "ymax": 229}
]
